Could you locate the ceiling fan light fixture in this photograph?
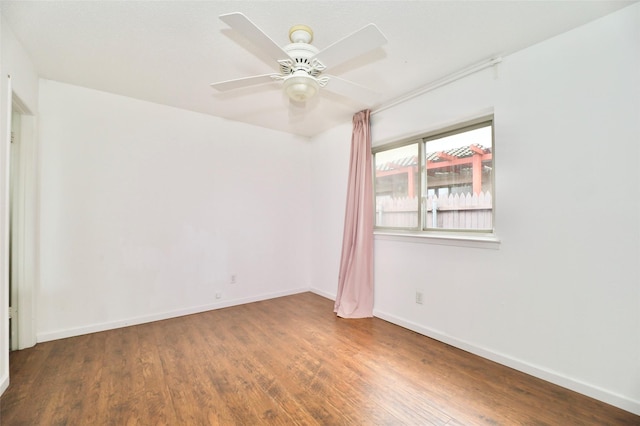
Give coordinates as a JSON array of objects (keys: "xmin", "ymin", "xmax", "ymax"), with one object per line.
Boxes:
[{"xmin": 283, "ymin": 72, "xmax": 319, "ymax": 102}]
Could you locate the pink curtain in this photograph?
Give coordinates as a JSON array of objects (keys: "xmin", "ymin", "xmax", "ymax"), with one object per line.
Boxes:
[{"xmin": 334, "ymin": 110, "xmax": 374, "ymax": 318}]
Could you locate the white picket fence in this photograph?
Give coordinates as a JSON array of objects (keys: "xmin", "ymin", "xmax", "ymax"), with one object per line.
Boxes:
[{"xmin": 376, "ymin": 191, "xmax": 492, "ymax": 229}]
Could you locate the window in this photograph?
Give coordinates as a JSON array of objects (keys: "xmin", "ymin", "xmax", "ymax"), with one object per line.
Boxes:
[{"xmin": 374, "ymin": 118, "xmax": 494, "ymax": 234}]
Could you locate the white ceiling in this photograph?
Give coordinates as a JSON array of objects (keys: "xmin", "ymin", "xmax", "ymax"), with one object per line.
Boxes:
[{"xmin": 1, "ymin": 1, "xmax": 635, "ymax": 137}]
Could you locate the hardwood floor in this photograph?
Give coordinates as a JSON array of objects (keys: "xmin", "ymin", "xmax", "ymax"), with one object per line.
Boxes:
[{"xmin": 1, "ymin": 292, "xmax": 637, "ymax": 425}]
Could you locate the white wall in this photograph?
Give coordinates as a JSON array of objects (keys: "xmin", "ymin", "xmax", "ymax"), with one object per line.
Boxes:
[
  {"xmin": 0, "ymin": 14, "xmax": 39, "ymax": 395},
  {"xmin": 310, "ymin": 3, "xmax": 640, "ymax": 415},
  {"xmin": 309, "ymin": 121, "xmax": 351, "ymax": 301},
  {"xmin": 37, "ymin": 80, "xmax": 311, "ymax": 341}
]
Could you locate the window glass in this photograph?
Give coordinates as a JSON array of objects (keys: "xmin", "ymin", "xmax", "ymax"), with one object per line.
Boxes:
[
  {"xmin": 374, "ymin": 143, "xmax": 419, "ymax": 229},
  {"xmin": 423, "ymin": 125, "xmax": 492, "ymax": 230},
  {"xmin": 374, "ymin": 118, "xmax": 493, "ymax": 233}
]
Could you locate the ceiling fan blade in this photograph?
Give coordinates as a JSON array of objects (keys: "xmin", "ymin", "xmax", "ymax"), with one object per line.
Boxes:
[
  {"xmin": 322, "ymin": 75, "xmax": 382, "ymax": 105},
  {"xmin": 210, "ymin": 74, "xmax": 280, "ymax": 92},
  {"xmin": 219, "ymin": 12, "xmax": 292, "ymax": 63},
  {"xmin": 313, "ymin": 24, "xmax": 387, "ymax": 69}
]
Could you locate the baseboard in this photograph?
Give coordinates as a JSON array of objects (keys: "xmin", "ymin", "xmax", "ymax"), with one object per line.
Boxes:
[
  {"xmin": 373, "ymin": 309, "xmax": 640, "ymax": 416},
  {"xmin": 37, "ymin": 287, "xmax": 310, "ymax": 343},
  {"xmin": 0, "ymin": 372, "xmax": 8, "ymax": 396},
  {"xmin": 309, "ymin": 287, "xmax": 336, "ymax": 301}
]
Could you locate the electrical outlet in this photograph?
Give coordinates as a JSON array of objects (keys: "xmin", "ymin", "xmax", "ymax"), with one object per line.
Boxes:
[
  {"xmin": 215, "ymin": 292, "xmax": 222, "ymax": 299},
  {"xmin": 415, "ymin": 291, "xmax": 424, "ymax": 305},
  {"xmin": 230, "ymin": 274, "xmax": 237, "ymax": 284}
]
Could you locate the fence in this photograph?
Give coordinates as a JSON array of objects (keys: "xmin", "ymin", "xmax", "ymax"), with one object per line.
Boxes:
[{"xmin": 376, "ymin": 191, "xmax": 492, "ymax": 230}]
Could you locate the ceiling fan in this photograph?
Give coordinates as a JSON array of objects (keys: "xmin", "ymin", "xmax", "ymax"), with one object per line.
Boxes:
[{"xmin": 210, "ymin": 12, "xmax": 388, "ymax": 105}]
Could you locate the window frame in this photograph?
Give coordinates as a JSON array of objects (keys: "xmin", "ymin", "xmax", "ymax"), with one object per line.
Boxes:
[{"xmin": 372, "ymin": 116, "xmax": 499, "ymax": 247}]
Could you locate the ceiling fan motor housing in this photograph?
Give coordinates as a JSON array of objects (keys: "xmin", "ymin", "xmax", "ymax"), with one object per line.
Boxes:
[
  {"xmin": 281, "ymin": 41, "xmax": 324, "ymax": 76},
  {"xmin": 280, "ymin": 29, "xmax": 327, "ymax": 102}
]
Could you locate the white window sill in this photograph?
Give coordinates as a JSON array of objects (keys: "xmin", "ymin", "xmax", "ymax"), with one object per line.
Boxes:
[{"xmin": 374, "ymin": 230, "xmax": 501, "ymax": 249}]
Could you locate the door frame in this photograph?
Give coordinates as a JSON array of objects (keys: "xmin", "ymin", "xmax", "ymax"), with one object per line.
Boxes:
[{"xmin": 9, "ymin": 89, "xmax": 37, "ymax": 350}]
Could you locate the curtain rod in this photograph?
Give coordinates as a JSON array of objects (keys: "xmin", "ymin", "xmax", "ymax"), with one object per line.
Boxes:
[{"xmin": 371, "ymin": 57, "xmax": 502, "ymax": 116}]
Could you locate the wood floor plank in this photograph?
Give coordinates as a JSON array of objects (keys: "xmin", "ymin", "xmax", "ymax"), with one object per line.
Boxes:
[{"xmin": 1, "ymin": 292, "xmax": 638, "ymax": 425}]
